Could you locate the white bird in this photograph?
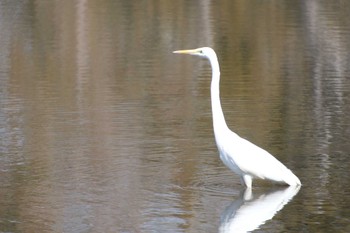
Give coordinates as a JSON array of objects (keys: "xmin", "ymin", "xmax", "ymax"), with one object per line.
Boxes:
[{"xmin": 173, "ymin": 47, "xmax": 301, "ymax": 188}]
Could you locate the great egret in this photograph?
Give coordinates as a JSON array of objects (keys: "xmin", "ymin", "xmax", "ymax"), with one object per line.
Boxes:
[{"xmin": 173, "ymin": 47, "xmax": 301, "ymax": 188}]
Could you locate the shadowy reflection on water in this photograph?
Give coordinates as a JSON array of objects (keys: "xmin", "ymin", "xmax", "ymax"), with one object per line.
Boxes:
[{"xmin": 220, "ymin": 186, "xmax": 300, "ymax": 233}]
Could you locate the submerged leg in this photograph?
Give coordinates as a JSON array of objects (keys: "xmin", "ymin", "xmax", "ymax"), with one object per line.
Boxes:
[
  {"xmin": 243, "ymin": 187, "xmax": 253, "ymax": 201},
  {"xmin": 241, "ymin": 174, "xmax": 253, "ymax": 189}
]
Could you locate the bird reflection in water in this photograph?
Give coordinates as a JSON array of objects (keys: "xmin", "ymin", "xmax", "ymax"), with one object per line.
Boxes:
[{"xmin": 219, "ymin": 186, "xmax": 300, "ymax": 233}]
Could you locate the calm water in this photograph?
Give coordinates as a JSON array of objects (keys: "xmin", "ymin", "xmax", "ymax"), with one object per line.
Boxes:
[{"xmin": 1, "ymin": 1, "xmax": 350, "ymax": 232}]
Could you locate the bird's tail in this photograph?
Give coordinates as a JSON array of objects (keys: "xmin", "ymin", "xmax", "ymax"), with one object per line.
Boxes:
[{"xmin": 283, "ymin": 169, "xmax": 301, "ymax": 186}]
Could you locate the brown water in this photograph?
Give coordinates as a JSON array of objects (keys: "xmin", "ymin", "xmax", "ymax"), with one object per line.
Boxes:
[{"xmin": 1, "ymin": 1, "xmax": 350, "ymax": 232}]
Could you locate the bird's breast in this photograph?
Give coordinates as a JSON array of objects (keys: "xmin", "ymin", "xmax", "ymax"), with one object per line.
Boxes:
[{"xmin": 219, "ymin": 150, "xmax": 242, "ymax": 176}]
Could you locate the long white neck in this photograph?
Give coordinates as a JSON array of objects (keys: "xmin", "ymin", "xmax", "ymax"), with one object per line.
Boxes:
[{"xmin": 208, "ymin": 55, "xmax": 229, "ymax": 134}]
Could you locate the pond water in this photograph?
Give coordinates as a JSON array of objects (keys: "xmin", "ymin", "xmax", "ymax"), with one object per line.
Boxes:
[{"xmin": 1, "ymin": 1, "xmax": 350, "ymax": 232}]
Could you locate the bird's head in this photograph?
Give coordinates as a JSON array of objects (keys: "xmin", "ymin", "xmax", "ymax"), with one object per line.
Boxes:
[{"xmin": 173, "ymin": 47, "xmax": 216, "ymax": 59}]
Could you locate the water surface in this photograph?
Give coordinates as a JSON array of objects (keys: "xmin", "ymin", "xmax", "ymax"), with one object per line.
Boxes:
[{"xmin": 1, "ymin": 1, "xmax": 350, "ymax": 232}]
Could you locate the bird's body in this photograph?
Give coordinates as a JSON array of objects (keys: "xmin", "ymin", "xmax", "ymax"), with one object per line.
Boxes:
[{"xmin": 173, "ymin": 47, "xmax": 301, "ymax": 188}]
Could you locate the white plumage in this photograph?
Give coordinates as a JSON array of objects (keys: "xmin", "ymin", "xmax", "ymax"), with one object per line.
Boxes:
[{"xmin": 173, "ymin": 47, "xmax": 301, "ymax": 188}]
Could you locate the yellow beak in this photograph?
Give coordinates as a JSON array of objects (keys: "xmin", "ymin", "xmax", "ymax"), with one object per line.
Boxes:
[{"xmin": 173, "ymin": 48, "xmax": 200, "ymax": 55}]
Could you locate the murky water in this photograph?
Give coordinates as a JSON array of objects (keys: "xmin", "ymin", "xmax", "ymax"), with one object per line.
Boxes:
[{"xmin": 1, "ymin": 1, "xmax": 350, "ymax": 232}]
